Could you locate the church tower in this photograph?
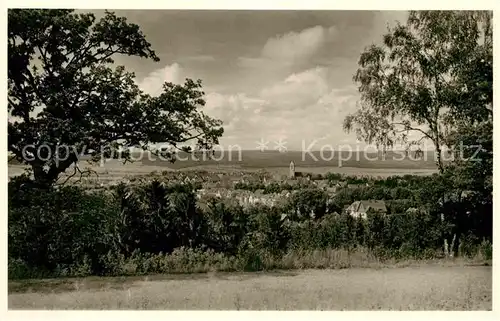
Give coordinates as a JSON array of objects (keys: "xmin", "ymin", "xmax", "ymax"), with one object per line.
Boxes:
[{"xmin": 289, "ymin": 161, "xmax": 295, "ymax": 179}]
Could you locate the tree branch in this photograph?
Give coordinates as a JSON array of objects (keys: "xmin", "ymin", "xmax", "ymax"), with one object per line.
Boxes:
[
  {"xmin": 56, "ymin": 164, "xmax": 99, "ymax": 186},
  {"xmin": 392, "ymin": 122, "xmax": 434, "ymax": 140}
]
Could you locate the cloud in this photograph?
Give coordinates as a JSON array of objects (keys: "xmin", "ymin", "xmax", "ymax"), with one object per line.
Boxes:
[
  {"xmin": 204, "ymin": 92, "xmax": 268, "ymax": 131},
  {"xmin": 130, "ymin": 24, "xmax": 368, "ymax": 150},
  {"xmin": 137, "ymin": 63, "xmax": 184, "ymax": 95},
  {"xmin": 237, "ymin": 25, "xmax": 337, "ymax": 73},
  {"xmin": 260, "ymin": 67, "xmax": 330, "ymax": 110},
  {"xmin": 180, "ymin": 55, "xmax": 216, "ymax": 63},
  {"xmin": 202, "ymin": 66, "xmax": 361, "ymax": 149},
  {"xmin": 130, "ymin": 58, "xmax": 362, "ymax": 149},
  {"xmin": 261, "ymin": 25, "xmax": 337, "ymax": 63}
]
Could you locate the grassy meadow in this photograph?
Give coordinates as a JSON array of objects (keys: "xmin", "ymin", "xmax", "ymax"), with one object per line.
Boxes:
[{"xmin": 9, "ymin": 265, "xmax": 491, "ymax": 310}]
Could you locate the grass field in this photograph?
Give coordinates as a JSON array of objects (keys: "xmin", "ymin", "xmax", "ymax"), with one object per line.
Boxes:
[{"xmin": 8, "ymin": 265, "xmax": 491, "ymax": 310}]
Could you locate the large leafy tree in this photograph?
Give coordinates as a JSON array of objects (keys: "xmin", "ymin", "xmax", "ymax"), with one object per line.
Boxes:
[
  {"xmin": 344, "ymin": 11, "xmax": 492, "ymax": 173},
  {"xmin": 344, "ymin": 11, "xmax": 493, "ymax": 257},
  {"xmin": 8, "ymin": 9, "xmax": 223, "ymax": 186}
]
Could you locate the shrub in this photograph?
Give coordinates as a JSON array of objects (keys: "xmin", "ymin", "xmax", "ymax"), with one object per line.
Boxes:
[
  {"xmin": 241, "ymin": 205, "xmax": 290, "ymax": 255},
  {"xmin": 325, "ymin": 172, "xmax": 343, "ymax": 183},
  {"xmin": 8, "ymin": 257, "xmax": 52, "ymax": 280},
  {"xmin": 479, "ymin": 239, "xmax": 492, "ymax": 260},
  {"xmin": 202, "ymin": 199, "xmax": 247, "ymax": 254},
  {"xmin": 8, "ymin": 171, "xmax": 492, "ymax": 279},
  {"xmin": 8, "ymin": 182, "xmax": 120, "ymax": 275},
  {"xmin": 316, "ymin": 213, "xmax": 357, "ymax": 250},
  {"xmin": 111, "ymin": 180, "xmax": 205, "ymax": 255},
  {"xmin": 285, "ymin": 188, "xmax": 329, "ymax": 221}
]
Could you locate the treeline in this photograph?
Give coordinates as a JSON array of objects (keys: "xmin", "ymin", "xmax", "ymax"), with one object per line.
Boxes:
[
  {"xmin": 8, "ymin": 173, "xmax": 492, "ymax": 279},
  {"xmin": 234, "ymin": 172, "xmax": 434, "ymax": 195},
  {"xmin": 233, "ymin": 181, "xmax": 305, "ymax": 194}
]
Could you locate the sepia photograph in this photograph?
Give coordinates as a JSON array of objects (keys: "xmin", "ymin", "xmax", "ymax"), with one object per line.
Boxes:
[{"xmin": 6, "ymin": 7, "xmax": 493, "ymax": 311}]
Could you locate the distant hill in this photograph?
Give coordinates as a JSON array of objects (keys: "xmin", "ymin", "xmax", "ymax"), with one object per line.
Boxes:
[
  {"xmin": 140, "ymin": 150, "xmax": 439, "ymax": 170},
  {"xmin": 8, "ymin": 150, "xmax": 441, "ymax": 171}
]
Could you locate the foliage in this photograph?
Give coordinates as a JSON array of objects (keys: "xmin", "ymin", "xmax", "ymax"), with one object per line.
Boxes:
[
  {"xmin": 8, "ymin": 9, "xmax": 223, "ymax": 185},
  {"xmin": 9, "ymin": 170, "xmax": 493, "ymax": 279},
  {"xmin": 7, "ymin": 9, "xmax": 493, "ymax": 280},
  {"xmin": 385, "ymin": 199, "xmax": 418, "ymax": 214},
  {"xmin": 111, "ymin": 179, "xmax": 205, "ymax": 255},
  {"xmin": 241, "ymin": 205, "xmax": 290, "ymax": 256},
  {"xmin": 344, "ymin": 11, "xmax": 492, "ymax": 172},
  {"xmin": 288, "ymin": 213, "xmax": 357, "ymax": 250},
  {"xmin": 325, "ymin": 172, "xmax": 343, "ymax": 184},
  {"xmin": 284, "ymin": 188, "xmax": 330, "ymax": 221},
  {"xmin": 203, "ymin": 198, "xmax": 248, "ymax": 254},
  {"xmin": 8, "ymin": 182, "xmax": 120, "ymax": 275}
]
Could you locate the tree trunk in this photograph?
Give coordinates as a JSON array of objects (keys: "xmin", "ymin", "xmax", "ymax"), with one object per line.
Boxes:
[
  {"xmin": 30, "ymin": 154, "xmax": 78, "ymax": 187},
  {"xmin": 441, "ymin": 213, "xmax": 449, "ymax": 257},
  {"xmin": 31, "ymin": 163, "xmax": 55, "ymax": 188},
  {"xmin": 435, "ymin": 144, "xmax": 444, "ymax": 174},
  {"xmin": 449, "ymin": 233, "xmax": 457, "ymax": 258},
  {"xmin": 436, "ymin": 143, "xmax": 447, "ymax": 256}
]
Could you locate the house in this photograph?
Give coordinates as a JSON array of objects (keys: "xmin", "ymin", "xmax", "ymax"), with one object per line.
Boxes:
[
  {"xmin": 335, "ymin": 181, "xmax": 348, "ymax": 189},
  {"xmin": 302, "ymin": 173, "xmax": 323, "ymax": 181},
  {"xmin": 460, "ymin": 190, "xmax": 476, "ymax": 199},
  {"xmin": 286, "ymin": 179, "xmax": 300, "ymax": 186},
  {"xmin": 326, "ymin": 186, "xmax": 338, "ymax": 195},
  {"xmin": 315, "ymin": 180, "xmax": 329, "ymax": 190},
  {"xmin": 437, "ymin": 190, "xmax": 476, "ymax": 205},
  {"xmin": 254, "ymin": 189, "xmax": 265, "ymax": 195},
  {"xmin": 346, "ymin": 200, "xmax": 387, "ymax": 219}
]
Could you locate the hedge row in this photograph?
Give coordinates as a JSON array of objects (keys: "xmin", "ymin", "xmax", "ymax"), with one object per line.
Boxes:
[{"xmin": 8, "ymin": 174, "xmax": 492, "ymax": 279}]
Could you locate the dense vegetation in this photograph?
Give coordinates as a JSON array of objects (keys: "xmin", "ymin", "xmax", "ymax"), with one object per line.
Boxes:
[
  {"xmin": 8, "ymin": 171, "xmax": 492, "ymax": 279},
  {"xmin": 8, "ymin": 10, "xmax": 492, "ymax": 280}
]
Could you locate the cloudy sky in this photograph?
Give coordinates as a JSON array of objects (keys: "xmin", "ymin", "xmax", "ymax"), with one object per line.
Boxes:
[{"xmin": 92, "ymin": 10, "xmax": 409, "ymax": 150}]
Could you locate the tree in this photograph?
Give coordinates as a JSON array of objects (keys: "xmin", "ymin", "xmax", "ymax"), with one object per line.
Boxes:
[
  {"xmin": 344, "ymin": 11, "xmax": 492, "ymax": 173},
  {"xmin": 8, "ymin": 9, "xmax": 223, "ymax": 186}
]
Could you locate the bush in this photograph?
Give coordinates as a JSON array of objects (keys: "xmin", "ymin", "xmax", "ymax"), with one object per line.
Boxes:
[
  {"xmin": 241, "ymin": 205, "xmax": 290, "ymax": 255},
  {"xmin": 111, "ymin": 180, "xmax": 205, "ymax": 255},
  {"xmin": 8, "ymin": 257, "xmax": 52, "ymax": 280},
  {"xmin": 382, "ymin": 210, "xmax": 442, "ymax": 257},
  {"xmin": 285, "ymin": 188, "xmax": 330, "ymax": 221},
  {"xmin": 202, "ymin": 199, "xmax": 247, "ymax": 254},
  {"xmin": 8, "ymin": 182, "xmax": 120, "ymax": 275},
  {"xmin": 458, "ymin": 233, "xmax": 480, "ymax": 258},
  {"xmin": 479, "ymin": 239, "xmax": 492, "ymax": 260},
  {"xmin": 238, "ymin": 248, "xmax": 268, "ymax": 271},
  {"xmin": 325, "ymin": 172, "xmax": 343, "ymax": 183},
  {"xmin": 8, "ymin": 171, "xmax": 492, "ymax": 279}
]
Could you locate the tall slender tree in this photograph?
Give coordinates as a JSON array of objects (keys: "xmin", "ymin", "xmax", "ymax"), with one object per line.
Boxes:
[{"xmin": 344, "ymin": 11, "xmax": 492, "ymax": 173}]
